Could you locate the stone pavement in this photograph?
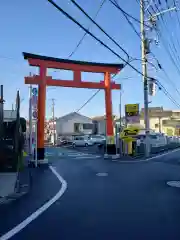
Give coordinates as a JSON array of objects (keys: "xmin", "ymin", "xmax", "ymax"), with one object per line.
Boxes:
[
  {"xmin": 0, "ymin": 156, "xmax": 32, "ymax": 204},
  {"xmin": 0, "ymin": 173, "xmax": 17, "ymax": 198}
]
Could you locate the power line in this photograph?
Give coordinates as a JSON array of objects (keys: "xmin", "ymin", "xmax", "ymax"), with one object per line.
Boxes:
[
  {"xmin": 111, "ymin": 0, "xmax": 141, "ymax": 39},
  {"xmin": 76, "ymin": 90, "xmax": 101, "ymax": 113},
  {"xmin": 156, "ymin": 79, "xmax": 180, "ymax": 108},
  {"xmin": 156, "ymin": 29, "xmax": 180, "ymax": 76},
  {"xmin": 74, "ymin": 57, "xmax": 149, "ymax": 113},
  {"xmin": 108, "ymin": 0, "xmax": 149, "ymax": 27},
  {"xmin": 47, "ymin": 0, "xmax": 152, "ymax": 78},
  {"xmin": 48, "ymin": 0, "xmax": 180, "ymax": 113},
  {"xmin": 70, "ymin": 0, "xmax": 130, "ymax": 60},
  {"xmin": 152, "ymin": 3, "xmax": 180, "ymax": 73},
  {"xmin": 154, "ymin": 55, "xmax": 180, "ymax": 97},
  {"xmin": 68, "ymin": 0, "xmax": 106, "ymax": 58}
]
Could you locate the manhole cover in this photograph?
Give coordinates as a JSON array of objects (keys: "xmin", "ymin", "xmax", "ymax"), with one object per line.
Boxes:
[
  {"xmin": 96, "ymin": 172, "xmax": 108, "ymax": 177},
  {"xmin": 167, "ymin": 181, "xmax": 180, "ymax": 188}
]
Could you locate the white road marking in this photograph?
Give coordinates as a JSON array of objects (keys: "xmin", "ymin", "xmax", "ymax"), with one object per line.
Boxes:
[
  {"xmin": 45, "ymin": 153, "xmax": 54, "ymax": 156},
  {"xmin": 75, "ymin": 155, "xmax": 101, "ymax": 159},
  {"xmin": 0, "ymin": 166, "xmax": 67, "ymax": 240},
  {"xmin": 96, "ymin": 172, "xmax": 108, "ymax": 177},
  {"xmin": 118, "ymin": 148, "xmax": 180, "ymax": 163},
  {"xmin": 167, "ymin": 181, "xmax": 180, "ymax": 188},
  {"xmin": 58, "ymin": 150, "xmax": 99, "ymax": 158}
]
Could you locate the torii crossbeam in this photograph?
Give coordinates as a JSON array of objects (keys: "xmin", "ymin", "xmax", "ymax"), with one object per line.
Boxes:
[{"xmin": 23, "ymin": 52, "xmax": 124, "ymax": 160}]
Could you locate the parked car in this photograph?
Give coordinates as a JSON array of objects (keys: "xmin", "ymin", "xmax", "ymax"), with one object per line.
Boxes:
[
  {"xmin": 90, "ymin": 135, "xmax": 106, "ymax": 144},
  {"xmin": 72, "ymin": 136, "xmax": 93, "ymax": 147},
  {"xmin": 57, "ymin": 137, "xmax": 68, "ymax": 146}
]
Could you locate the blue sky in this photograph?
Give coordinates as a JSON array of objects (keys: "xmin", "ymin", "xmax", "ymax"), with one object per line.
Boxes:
[{"xmin": 1, "ymin": 0, "xmax": 180, "ymax": 119}]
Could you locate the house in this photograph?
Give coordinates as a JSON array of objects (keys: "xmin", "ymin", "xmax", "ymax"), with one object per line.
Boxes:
[
  {"xmin": 92, "ymin": 115, "xmax": 119, "ymax": 135},
  {"xmin": 140, "ymin": 107, "xmax": 180, "ymax": 136},
  {"xmin": 56, "ymin": 112, "xmax": 93, "ymax": 138},
  {"xmin": 4, "ymin": 110, "xmax": 17, "ymax": 122}
]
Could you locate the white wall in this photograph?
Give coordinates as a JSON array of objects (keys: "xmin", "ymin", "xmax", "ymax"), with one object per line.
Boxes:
[
  {"xmin": 140, "ymin": 117, "xmax": 169, "ymax": 133},
  {"xmin": 56, "ymin": 114, "xmax": 93, "ymax": 136},
  {"xmin": 98, "ymin": 120, "xmax": 106, "ymax": 135}
]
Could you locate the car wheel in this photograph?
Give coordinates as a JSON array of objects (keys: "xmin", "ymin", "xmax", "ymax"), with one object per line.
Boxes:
[{"xmin": 85, "ymin": 143, "xmax": 88, "ymax": 147}]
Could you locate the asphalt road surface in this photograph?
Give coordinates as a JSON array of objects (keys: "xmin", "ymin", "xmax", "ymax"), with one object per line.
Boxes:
[{"xmin": 1, "ymin": 147, "xmax": 180, "ymax": 240}]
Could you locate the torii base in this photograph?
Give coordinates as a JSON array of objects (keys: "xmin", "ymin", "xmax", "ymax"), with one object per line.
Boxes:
[
  {"xmin": 105, "ymin": 144, "xmax": 117, "ymax": 155},
  {"xmin": 37, "ymin": 148, "xmax": 45, "ymax": 160}
]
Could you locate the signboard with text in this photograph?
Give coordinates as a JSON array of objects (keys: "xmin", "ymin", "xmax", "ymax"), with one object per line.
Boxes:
[
  {"xmin": 32, "ymin": 87, "xmax": 38, "ymax": 120},
  {"xmin": 125, "ymin": 104, "xmax": 140, "ymax": 124},
  {"xmin": 31, "ymin": 95, "xmax": 38, "ymax": 108}
]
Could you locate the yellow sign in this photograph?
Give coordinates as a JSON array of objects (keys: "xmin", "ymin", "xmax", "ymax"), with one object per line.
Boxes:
[
  {"xmin": 121, "ymin": 136, "xmax": 136, "ymax": 142},
  {"xmin": 120, "ymin": 126, "xmax": 140, "ymax": 139},
  {"xmin": 125, "ymin": 104, "xmax": 139, "ymax": 116}
]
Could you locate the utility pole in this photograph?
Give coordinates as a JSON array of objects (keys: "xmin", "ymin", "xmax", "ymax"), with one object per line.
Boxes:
[
  {"xmin": 140, "ymin": 1, "xmax": 176, "ymax": 156},
  {"xmin": 140, "ymin": 0, "xmax": 150, "ymax": 157},
  {"xmin": 51, "ymin": 98, "xmax": 56, "ymax": 145},
  {"xmin": 0, "ymin": 85, "xmax": 4, "ymax": 140}
]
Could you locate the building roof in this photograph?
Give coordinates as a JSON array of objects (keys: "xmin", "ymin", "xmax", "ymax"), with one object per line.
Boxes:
[
  {"xmin": 23, "ymin": 52, "xmax": 124, "ymax": 69},
  {"xmin": 91, "ymin": 116, "xmax": 105, "ymax": 121},
  {"xmin": 92, "ymin": 115, "xmax": 118, "ymax": 121},
  {"xmin": 56, "ymin": 112, "xmax": 92, "ymax": 121}
]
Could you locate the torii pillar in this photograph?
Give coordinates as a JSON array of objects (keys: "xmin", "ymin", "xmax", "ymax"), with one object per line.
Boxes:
[{"xmin": 23, "ymin": 52, "xmax": 124, "ymax": 160}]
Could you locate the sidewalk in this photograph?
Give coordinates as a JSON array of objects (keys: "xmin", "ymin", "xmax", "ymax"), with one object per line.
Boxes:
[
  {"xmin": 0, "ymin": 156, "xmax": 31, "ymax": 205},
  {"xmin": 0, "ymin": 173, "xmax": 17, "ymax": 198}
]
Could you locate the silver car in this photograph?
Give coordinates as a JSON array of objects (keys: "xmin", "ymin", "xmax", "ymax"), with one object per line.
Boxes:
[
  {"xmin": 72, "ymin": 136, "xmax": 93, "ymax": 147},
  {"xmin": 90, "ymin": 135, "xmax": 106, "ymax": 144}
]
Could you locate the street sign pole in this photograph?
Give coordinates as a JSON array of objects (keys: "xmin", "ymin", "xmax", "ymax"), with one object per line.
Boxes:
[
  {"xmin": 35, "ymin": 120, "xmax": 38, "ymax": 167},
  {"xmin": 31, "ymin": 87, "xmax": 38, "ymax": 167},
  {"xmin": 29, "ymin": 85, "xmax": 33, "ymax": 155}
]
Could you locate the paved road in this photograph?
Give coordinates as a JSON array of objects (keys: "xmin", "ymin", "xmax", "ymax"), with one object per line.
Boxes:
[
  {"xmin": 45, "ymin": 146, "xmax": 102, "ymax": 160},
  {"xmin": 1, "ymin": 148, "xmax": 180, "ymax": 240}
]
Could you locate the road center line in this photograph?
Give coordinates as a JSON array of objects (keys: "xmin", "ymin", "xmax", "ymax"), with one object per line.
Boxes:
[{"xmin": 0, "ymin": 166, "xmax": 67, "ymax": 240}]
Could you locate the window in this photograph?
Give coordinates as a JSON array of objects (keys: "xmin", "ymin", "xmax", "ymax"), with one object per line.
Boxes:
[
  {"xmin": 173, "ymin": 112, "xmax": 180, "ymax": 117},
  {"xmin": 74, "ymin": 123, "xmax": 80, "ymax": 132},
  {"xmin": 149, "ymin": 135, "xmax": 157, "ymax": 139},
  {"xmin": 162, "ymin": 120, "xmax": 167, "ymax": 124},
  {"xmin": 83, "ymin": 123, "xmax": 93, "ymax": 129}
]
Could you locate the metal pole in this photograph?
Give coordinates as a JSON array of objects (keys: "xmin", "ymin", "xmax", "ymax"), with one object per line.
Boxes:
[
  {"xmin": 115, "ymin": 122, "xmax": 118, "ymax": 155},
  {"xmin": 159, "ymin": 117, "xmax": 161, "ymax": 133},
  {"xmin": 35, "ymin": 120, "xmax": 38, "ymax": 167},
  {"xmin": 105, "ymin": 117, "xmax": 108, "ymax": 156},
  {"xmin": 52, "ymin": 98, "xmax": 56, "ymax": 146},
  {"xmin": 29, "ymin": 84, "xmax": 33, "ymax": 155},
  {"xmin": 119, "ymin": 89, "xmax": 122, "ymax": 156},
  {"xmin": 0, "ymin": 85, "xmax": 4, "ymax": 140},
  {"xmin": 140, "ymin": 0, "xmax": 150, "ymax": 157}
]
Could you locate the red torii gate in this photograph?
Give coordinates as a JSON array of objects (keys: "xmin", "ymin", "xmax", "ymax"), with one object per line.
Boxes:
[{"xmin": 23, "ymin": 52, "xmax": 123, "ymax": 160}]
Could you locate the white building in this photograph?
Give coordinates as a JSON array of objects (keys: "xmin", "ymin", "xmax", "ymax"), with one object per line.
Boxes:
[
  {"xmin": 4, "ymin": 110, "xmax": 17, "ymax": 122},
  {"xmin": 92, "ymin": 115, "xmax": 119, "ymax": 135},
  {"xmin": 56, "ymin": 112, "xmax": 93, "ymax": 138}
]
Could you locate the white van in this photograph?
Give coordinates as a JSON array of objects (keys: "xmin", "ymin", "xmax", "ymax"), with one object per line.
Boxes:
[{"xmin": 136, "ymin": 133, "xmax": 167, "ymax": 147}]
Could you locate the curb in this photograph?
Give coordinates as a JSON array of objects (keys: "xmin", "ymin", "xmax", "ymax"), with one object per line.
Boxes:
[
  {"xmin": 0, "ymin": 189, "xmax": 29, "ymax": 205},
  {"xmin": 0, "ymin": 170, "xmax": 32, "ymax": 205},
  {"xmin": 104, "ymin": 154, "xmax": 120, "ymax": 160}
]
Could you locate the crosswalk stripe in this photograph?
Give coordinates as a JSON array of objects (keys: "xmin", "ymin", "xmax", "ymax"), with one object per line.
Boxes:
[{"xmin": 74, "ymin": 155, "xmax": 100, "ymax": 159}]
